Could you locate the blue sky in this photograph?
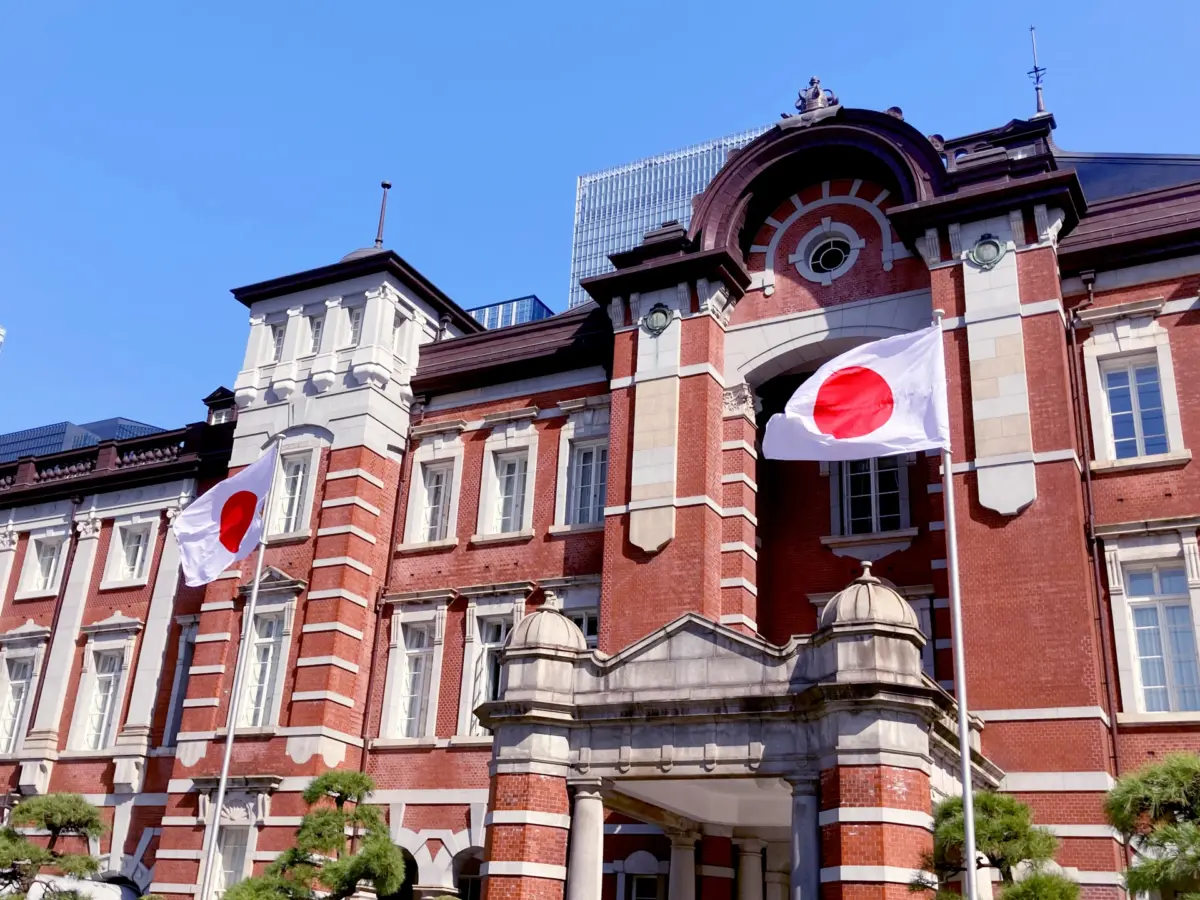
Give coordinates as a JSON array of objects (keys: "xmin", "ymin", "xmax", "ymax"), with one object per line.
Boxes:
[{"xmin": 1, "ymin": 0, "xmax": 1195, "ymax": 433}]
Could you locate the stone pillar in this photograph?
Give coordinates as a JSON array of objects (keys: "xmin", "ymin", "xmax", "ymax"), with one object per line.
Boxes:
[
  {"xmin": 0, "ymin": 530, "xmax": 17, "ymax": 606},
  {"xmin": 565, "ymin": 779, "xmax": 604, "ymax": 900},
  {"xmin": 763, "ymin": 843, "xmax": 788, "ymax": 900},
  {"xmin": 20, "ymin": 516, "xmax": 103, "ymax": 794},
  {"xmin": 787, "ymin": 780, "xmax": 819, "ymax": 900},
  {"xmin": 668, "ymin": 832, "xmax": 698, "ymax": 900},
  {"xmin": 735, "ymin": 840, "xmax": 765, "ymax": 900}
]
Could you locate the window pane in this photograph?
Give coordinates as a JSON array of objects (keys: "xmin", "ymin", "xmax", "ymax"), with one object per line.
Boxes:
[
  {"xmin": 1126, "ymin": 571, "xmax": 1156, "ymax": 597},
  {"xmin": 309, "ymin": 316, "xmax": 324, "ymax": 354},
  {"xmin": 164, "ymin": 632, "xmax": 195, "ymax": 748},
  {"xmin": 496, "ymin": 455, "xmax": 528, "ymax": 533},
  {"xmin": 349, "ymin": 307, "xmax": 364, "ymax": 346},
  {"xmin": 1166, "ymin": 605, "xmax": 1200, "ymax": 711},
  {"xmin": 85, "ymin": 651, "xmax": 122, "ymax": 749},
  {"xmin": 1160, "ymin": 568, "xmax": 1189, "ymax": 595},
  {"xmin": 422, "ymin": 464, "xmax": 452, "ymax": 542},
  {"xmin": 400, "ymin": 624, "xmax": 432, "ymax": 738},
  {"xmin": 1133, "ymin": 606, "xmax": 1170, "ymax": 712},
  {"xmin": 275, "ymin": 456, "xmax": 309, "ymax": 533},
  {"xmin": 216, "ymin": 827, "xmax": 249, "ymax": 895},
  {"xmin": 0, "ymin": 658, "xmax": 32, "ymax": 754},
  {"xmin": 241, "ymin": 615, "xmax": 282, "ymax": 727}
]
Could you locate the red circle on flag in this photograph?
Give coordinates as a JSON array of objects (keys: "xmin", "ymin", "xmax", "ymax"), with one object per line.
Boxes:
[
  {"xmin": 219, "ymin": 490, "xmax": 258, "ymax": 552},
  {"xmin": 814, "ymin": 366, "xmax": 894, "ymax": 438}
]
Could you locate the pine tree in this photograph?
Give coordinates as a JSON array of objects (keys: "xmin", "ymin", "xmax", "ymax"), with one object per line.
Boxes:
[
  {"xmin": 1105, "ymin": 752, "xmax": 1200, "ymax": 898},
  {"xmin": 223, "ymin": 772, "xmax": 405, "ymax": 900},
  {"xmin": 0, "ymin": 793, "xmax": 106, "ymax": 900},
  {"xmin": 911, "ymin": 792, "xmax": 1079, "ymax": 900}
]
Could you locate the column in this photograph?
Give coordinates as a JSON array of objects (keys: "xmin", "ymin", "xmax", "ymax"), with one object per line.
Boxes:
[
  {"xmin": 565, "ymin": 779, "xmax": 604, "ymax": 900},
  {"xmin": 788, "ymin": 780, "xmax": 819, "ymax": 900},
  {"xmin": 668, "ymin": 832, "xmax": 698, "ymax": 900},
  {"xmin": 764, "ymin": 843, "xmax": 789, "ymax": 900},
  {"xmin": 736, "ymin": 840, "xmax": 765, "ymax": 900},
  {"xmin": 0, "ymin": 530, "xmax": 17, "ymax": 605}
]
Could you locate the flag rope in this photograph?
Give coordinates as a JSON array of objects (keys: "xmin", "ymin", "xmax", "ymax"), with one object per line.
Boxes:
[{"xmin": 197, "ymin": 439, "xmax": 281, "ymax": 900}]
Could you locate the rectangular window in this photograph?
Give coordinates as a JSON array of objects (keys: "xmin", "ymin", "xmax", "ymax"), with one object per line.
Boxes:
[
  {"xmin": 240, "ymin": 614, "xmax": 284, "ymax": 727},
  {"xmin": 1104, "ymin": 359, "xmax": 1168, "ymax": 459},
  {"xmin": 0, "ymin": 658, "xmax": 33, "ymax": 754},
  {"xmin": 392, "ymin": 313, "xmax": 405, "ymax": 356},
  {"xmin": 398, "ymin": 624, "xmax": 433, "ymax": 737},
  {"xmin": 480, "ymin": 618, "xmax": 511, "ymax": 704},
  {"xmin": 631, "ymin": 875, "xmax": 659, "ymax": 900},
  {"xmin": 214, "ymin": 826, "xmax": 249, "ymax": 898},
  {"xmin": 1127, "ymin": 565, "xmax": 1200, "ymax": 713},
  {"xmin": 84, "ymin": 650, "xmax": 122, "ymax": 750},
  {"xmin": 209, "ymin": 407, "xmax": 234, "ymax": 425},
  {"xmin": 348, "ymin": 306, "xmax": 365, "ymax": 347},
  {"xmin": 26, "ymin": 538, "xmax": 64, "ymax": 593},
  {"xmin": 569, "ymin": 443, "xmax": 608, "ymax": 525},
  {"xmin": 494, "ymin": 453, "xmax": 528, "ymax": 533},
  {"xmin": 272, "ymin": 453, "xmax": 311, "ymax": 535},
  {"xmin": 565, "ymin": 609, "xmax": 599, "ymax": 648},
  {"xmin": 308, "ymin": 315, "xmax": 325, "ymax": 355},
  {"xmin": 116, "ymin": 526, "xmax": 150, "ymax": 581},
  {"xmin": 269, "ymin": 323, "xmax": 285, "ymax": 362},
  {"xmin": 840, "ymin": 457, "xmax": 902, "ymax": 535},
  {"xmin": 420, "ymin": 463, "xmax": 454, "ymax": 542}
]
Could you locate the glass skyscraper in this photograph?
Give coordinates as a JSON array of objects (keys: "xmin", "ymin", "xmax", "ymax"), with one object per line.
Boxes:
[
  {"xmin": 567, "ymin": 125, "xmax": 770, "ymax": 308},
  {"xmin": 465, "ymin": 294, "xmax": 554, "ymax": 329}
]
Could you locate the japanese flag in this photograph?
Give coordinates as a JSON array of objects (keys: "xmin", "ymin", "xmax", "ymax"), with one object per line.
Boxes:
[
  {"xmin": 174, "ymin": 443, "xmax": 279, "ymax": 586},
  {"xmin": 762, "ymin": 324, "xmax": 950, "ymax": 461}
]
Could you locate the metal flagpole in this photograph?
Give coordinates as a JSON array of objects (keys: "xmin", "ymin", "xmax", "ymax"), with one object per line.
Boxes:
[
  {"xmin": 198, "ymin": 441, "xmax": 281, "ymax": 900},
  {"xmin": 935, "ymin": 310, "xmax": 979, "ymax": 900}
]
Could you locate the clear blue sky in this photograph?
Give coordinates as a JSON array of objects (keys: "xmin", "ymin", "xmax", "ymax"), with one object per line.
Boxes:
[{"xmin": 1, "ymin": 0, "xmax": 1195, "ymax": 434}]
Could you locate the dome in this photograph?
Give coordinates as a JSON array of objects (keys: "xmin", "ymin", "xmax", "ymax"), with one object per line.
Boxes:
[
  {"xmin": 340, "ymin": 246, "xmax": 388, "ymax": 262},
  {"xmin": 818, "ymin": 561, "xmax": 920, "ymax": 631},
  {"xmin": 508, "ymin": 606, "xmax": 588, "ymax": 651}
]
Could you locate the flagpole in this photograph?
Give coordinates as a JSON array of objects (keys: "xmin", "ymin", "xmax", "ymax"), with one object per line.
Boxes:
[
  {"xmin": 935, "ymin": 310, "xmax": 979, "ymax": 900},
  {"xmin": 198, "ymin": 440, "xmax": 281, "ymax": 900}
]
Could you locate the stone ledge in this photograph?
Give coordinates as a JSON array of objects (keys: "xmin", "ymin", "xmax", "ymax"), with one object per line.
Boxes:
[
  {"xmin": 819, "ymin": 528, "xmax": 918, "ymax": 562},
  {"xmin": 469, "ymin": 530, "xmax": 535, "ymax": 546},
  {"xmin": 396, "ymin": 537, "xmax": 459, "ymax": 554},
  {"xmin": 1091, "ymin": 449, "xmax": 1191, "ymax": 473}
]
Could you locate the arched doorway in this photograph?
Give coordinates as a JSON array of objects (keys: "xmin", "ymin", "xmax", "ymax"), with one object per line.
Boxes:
[
  {"xmin": 380, "ymin": 847, "xmax": 419, "ymax": 900},
  {"xmin": 453, "ymin": 849, "xmax": 482, "ymax": 900}
]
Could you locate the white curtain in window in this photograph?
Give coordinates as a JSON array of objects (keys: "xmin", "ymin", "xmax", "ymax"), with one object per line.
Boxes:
[{"xmin": 241, "ymin": 615, "xmax": 284, "ymax": 727}]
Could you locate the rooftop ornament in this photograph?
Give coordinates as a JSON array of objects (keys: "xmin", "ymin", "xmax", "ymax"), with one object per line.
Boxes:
[{"xmin": 784, "ymin": 77, "xmax": 841, "ymax": 127}]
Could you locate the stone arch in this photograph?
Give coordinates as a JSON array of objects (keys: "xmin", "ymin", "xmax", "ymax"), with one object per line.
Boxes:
[
  {"xmin": 624, "ymin": 849, "xmax": 661, "ymax": 874},
  {"xmin": 453, "ymin": 846, "xmax": 484, "ymax": 899}
]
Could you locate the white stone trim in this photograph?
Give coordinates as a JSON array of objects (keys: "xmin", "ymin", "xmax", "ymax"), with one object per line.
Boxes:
[
  {"xmin": 475, "ymin": 417, "xmax": 539, "ymax": 538},
  {"xmin": 67, "ymin": 616, "xmax": 140, "ymax": 751},
  {"xmin": 974, "ymin": 706, "xmax": 1110, "ymax": 725},
  {"xmin": 820, "ymin": 867, "xmax": 931, "ymax": 884},
  {"xmin": 237, "ymin": 594, "xmax": 297, "ymax": 728},
  {"xmin": 1082, "ymin": 310, "xmax": 1185, "ymax": 464},
  {"xmin": 381, "ymin": 601, "xmax": 448, "ymax": 740},
  {"xmin": 457, "ymin": 594, "xmax": 524, "ymax": 737},
  {"xmin": 720, "ymin": 542, "xmax": 758, "ymax": 560},
  {"xmin": 312, "ymin": 556, "xmax": 372, "ymax": 575},
  {"xmin": 149, "ymin": 884, "xmax": 199, "ymax": 895},
  {"xmin": 718, "ymin": 614, "xmax": 758, "ymax": 631},
  {"xmin": 1042, "ymin": 824, "xmax": 1123, "ymax": 840},
  {"xmin": 818, "ymin": 808, "xmax": 934, "ymax": 829},
  {"xmin": 720, "ymin": 578, "xmax": 757, "ymax": 595},
  {"xmin": 325, "ymin": 468, "xmax": 386, "ymax": 489},
  {"xmin": 0, "ymin": 622, "xmax": 49, "ymax": 755},
  {"xmin": 15, "ymin": 525, "xmax": 70, "ymax": 601},
  {"xmin": 296, "ymin": 656, "xmax": 359, "ymax": 673},
  {"xmin": 188, "ymin": 665, "xmax": 225, "ymax": 676},
  {"xmin": 720, "ymin": 473, "xmax": 757, "ymax": 491},
  {"xmin": 291, "ymin": 690, "xmax": 354, "ymax": 707},
  {"xmin": 306, "ymin": 587, "xmax": 370, "ymax": 607},
  {"xmin": 316, "ymin": 525, "xmax": 378, "ymax": 544},
  {"xmin": 699, "ymin": 866, "xmax": 736, "ymax": 879},
  {"xmin": 1070, "ymin": 871, "xmax": 1125, "ymax": 886},
  {"xmin": 424, "ymin": 367, "xmax": 608, "ymax": 413},
  {"xmin": 182, "ymin": 698, "xmax": 220, "ymax": 708},
  {"xmin": 553, "ymin": 400, "xmax": 611, "ymax": 528},
  {"xmin": 481, "ymin": 862, "xmax": 566, "ymax": 880},
  {"xmin": 301, "ymin": 621, "xmax": 364, "ymax": 640},
  {"xmin": 266, "ymin": 443, "xmax": 322, "ymax": 539},
  {"xmin": 321, "ymin": 496, "xmax": 381, "ymax": 516},
  {"xmin": 998, "ymin": 771, "xmax": 1115, "ymax": 791},
  {"xmin": 99, "ymin": 512, "xmax": 161, "ymax": 591},
  {"xmin": 403, "ymin": 426, "xmax": 466, "ymax": 545},
  {"xmin": 486, "ymin": 811, "xmax": 571, "ymax": 829},
  {"xmin": 721, "ymin": 440, "xmax": 758, "ymax": 458}
]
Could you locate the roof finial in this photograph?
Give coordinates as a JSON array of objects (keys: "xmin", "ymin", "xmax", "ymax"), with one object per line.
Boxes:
[
  {"xmin": 857, "ymin": 559, "xmax": 880, "ymax": 583},
  {"xmin": 1028, "ymin": 26, "xmax": 1047, "ymax": 115},
  {"xmin": 374, "ymin": 180, "xmax": 392, "ymax": 249}
]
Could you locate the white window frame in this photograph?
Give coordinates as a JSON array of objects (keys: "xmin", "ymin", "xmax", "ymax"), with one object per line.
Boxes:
[
  {"xmin": 830, "ymin": 456, "xmax": 911, "ymax": 536},
  {"xmin": 16, "ymin": 526, "xmax": 69, "ymax": 601},
  {"xmin": 268, "ymin": 322, "xmax": 286, "ymax": 363},
  {"xmin": 305, "ymin": 313, "xmax": 325, "ymax": 356},
  {"xmin": 553, "ymin": 398, "xmax": 611, "ymax": 532},
  {"xmin": 401, "ymin": 424, "xmax": 466, "ymax": 549},
  {"xmin": 162, "ymin": 617, "xmax": 199, "ymax": 748},
  {"xmin": 0, "ymin": 621, "xmax": 50, "ymax": 757},
  {"xmin": 236, "ymin": 595, "xmax": 295, "ymax": 732},
  {"xmin": 100, "ymin": 512, "xmax": 161, "ymax": 590},
  {"xmin": 1124, "ymin": 562, "xmax": 1199, "ymax": 714},
  {"xmin": 1082, "ymin": 309, "xmax": 1186, "ymax": 468},
  {"xmin": 213, "ymin": 824, "xmax": 252, "ymax": 899},
  {"xmin": 474, "ymin": 415, "xmax": 539, "ymax": 540},
  {"xmin": 1098, "ymin": 355, "xmax": 1170, "ymax": 461},
  {"xmin": 346, "ymin": 305, "xmax": 365, "ymax": 348},
  {"xmin": 267, "ymin": 446, "xmax": 320, "ymax": 540},
  {"xmin": 209, "ymin": 407, "xmax": 234, "ymax": 425},
  {"xmin": 457, "ymin": 592, "xmax": 526, "ymax": 737},
  {"xmin": 67, "ymin": 614, "xmax": 142, "ymax": 753},
  {"xmin": 1105, "ymin": 528, "xmax": 1200, "ymax": 722},
  {"xmin": 379, "ymin": 602, "xmax": 447, "ymax": 741}
]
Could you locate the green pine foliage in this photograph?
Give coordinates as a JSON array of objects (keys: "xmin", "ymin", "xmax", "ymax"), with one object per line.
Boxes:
[
  {"xmin": 0, "ymin": 793, "xmax": 106, "ymax": 900},
  {"xmin": 223, "ymin": 772, "xmax": 405, "ymax": 900},
  {"xmin": 911, "ymin": 792, "xmax": 1078, "ymax": 900},
  {"xmin": 1105, "ymin": 752, "xmax": 1200, "ymax": 899}
]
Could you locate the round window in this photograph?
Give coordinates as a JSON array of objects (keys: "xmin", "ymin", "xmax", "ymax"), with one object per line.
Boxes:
[{"xmin": 808, "ymin": 235, "xmax": 853, "ymax": 275}]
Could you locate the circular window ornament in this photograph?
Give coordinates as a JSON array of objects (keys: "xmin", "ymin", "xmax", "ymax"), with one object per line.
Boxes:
[
  {"xmin": 643, "ymin": 303, "xmax": 672, "ymax": 337},
  {"xmin": 789, "ymin": 221, "xmax": 864, "ymax": 286},
  {"xmin": 967, "ymin": 233, "xmax": 1006, "ymax": 270}
]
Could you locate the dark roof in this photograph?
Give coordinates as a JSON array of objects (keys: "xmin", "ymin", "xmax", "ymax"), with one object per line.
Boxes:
[
  {"xmin": 1054, "ymin": 149, "xmax": 1200, "ymax": 204},
  {"xmin": 1059, "ymin": 180, "xmax": 1200, "ymax": 275},
  {"xmin": 412, "ymin": 303, "xmax": 613, "ymax": 397},
  {"xmin": 231, "ymin": 250, "xmax": 484, "ymax": 336}
]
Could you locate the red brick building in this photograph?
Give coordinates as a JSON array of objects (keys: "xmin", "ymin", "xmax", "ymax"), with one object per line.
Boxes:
[{"xmin": 4, "ymin": 80, "xmax": 1200, "ymax": 900}]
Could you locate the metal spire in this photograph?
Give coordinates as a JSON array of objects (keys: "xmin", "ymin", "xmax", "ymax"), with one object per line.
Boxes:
[
  {"xmin": 374, "ymin": 180, "xmax": 392, "ymax": 249},
  {"xmin": 1028, "ymin": 25, "xmax": 1047, "ymax": 115}
]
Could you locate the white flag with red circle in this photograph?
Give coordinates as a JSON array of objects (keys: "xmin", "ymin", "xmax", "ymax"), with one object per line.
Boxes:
[
  {"xmin": 174, "ymin": 443, "xmax": 279, "ymax": 587},
  {"xmin": 762, "ymin": 324, "xmax": 949, "ymax": 461}
]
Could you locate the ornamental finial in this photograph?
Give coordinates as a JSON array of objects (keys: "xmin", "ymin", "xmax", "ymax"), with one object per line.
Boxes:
[{"xmin": 796, "ymin": 77, "xmax": 838, "ymax": 114}]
